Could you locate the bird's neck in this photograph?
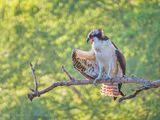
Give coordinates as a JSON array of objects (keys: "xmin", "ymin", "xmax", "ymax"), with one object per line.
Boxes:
[{"xmin": 92, "ymin": 38, "xmax": 111, "ymax": 47}]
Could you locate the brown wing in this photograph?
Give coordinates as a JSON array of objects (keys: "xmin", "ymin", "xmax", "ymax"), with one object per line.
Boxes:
[
  {"xmin": 112, "ymin": 41, "xmax": 126, "ymax": 97},
  {"xmin": 72, "ymin": 48, "xmax": 96, "ymax": 61},
  {"xmin": 71, "ymin": 49, "xmax": 97, "ymax": 80},
  {"xmin": 111, "ymin": 41, "xmax": 118, "ymax": 49},
  {"xmin": 111, "ymin": 41, "xmax": 126, "ymax": 75},
  {"xmin": 115, "ymin": 49, "xmax": 126, "ymax": 76}
]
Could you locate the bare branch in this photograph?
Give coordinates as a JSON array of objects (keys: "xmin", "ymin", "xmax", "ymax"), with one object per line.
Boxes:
[
  {"xmin": 27, "ymin": 63, "xmax": 160, "ymax": 102},
  {"xmin": 119, "ymin": 86, "xmax": 151, "ymax": 102},
  {"xmin": 29, "ymin": 63, "xmax": 38, "ymax": 91},
  {"xmin": 27, "ymin": 76, "xmax": 160, "ymax": 101}
]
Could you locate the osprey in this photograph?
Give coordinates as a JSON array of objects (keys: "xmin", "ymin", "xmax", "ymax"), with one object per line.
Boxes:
[{"xmin": 72, "ymin": 29, "xmax": 125, "ymax": 99}]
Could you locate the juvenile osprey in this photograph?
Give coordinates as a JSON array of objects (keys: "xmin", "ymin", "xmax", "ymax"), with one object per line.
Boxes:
[{"xmin": 72, "ymin": 29, "xmax": 125, "ymax": 99}]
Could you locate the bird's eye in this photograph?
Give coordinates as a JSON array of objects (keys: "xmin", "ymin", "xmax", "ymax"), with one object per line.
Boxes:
[
  {"xmin": 91, "ymin": 33, "xmax": 99, "ymax": 38},
  {"xmin": 93, "ymin": 34, "xmax": 97, "ymax": 37}
]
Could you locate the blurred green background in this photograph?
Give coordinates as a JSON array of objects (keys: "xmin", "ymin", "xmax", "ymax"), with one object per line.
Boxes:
[{"xmin": 0, "ymin": 0, "xmax": 160, "ymax": 119}]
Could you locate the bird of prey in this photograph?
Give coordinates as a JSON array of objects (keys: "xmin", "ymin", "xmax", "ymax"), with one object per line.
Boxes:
[{"xmin": 72, "ymin": 29, "xmax": 126, "ymax": 99}]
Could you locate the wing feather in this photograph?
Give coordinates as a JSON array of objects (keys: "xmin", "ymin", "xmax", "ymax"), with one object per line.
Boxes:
[
  {"xmin": 112, "ymin": 41, "xmax": 126, "ymax": 96},
  {"xmin": 115, "ymin": 49, "xmax": 126, "ymax": 76},
  {"xmin": 71, "ymin": 48, "xmax": 97, "ymax": 80},
  {"xmin": 72, "ymin": 48, "xmax": 96, "ymax": 60},
  {"xmin": 111, "ymin": 41, "xmax": 126, "ymax": 75}
]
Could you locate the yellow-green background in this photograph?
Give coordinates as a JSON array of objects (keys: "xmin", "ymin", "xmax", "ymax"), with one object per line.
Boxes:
[{"xmin": 0, "ymin": 0, "xmax": 160, "ymax": 119}]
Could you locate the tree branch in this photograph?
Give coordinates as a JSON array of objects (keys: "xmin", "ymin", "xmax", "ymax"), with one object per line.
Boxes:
[{"xmin": 27, "ymin": 66, "xmax": 160, "ymax": 102}]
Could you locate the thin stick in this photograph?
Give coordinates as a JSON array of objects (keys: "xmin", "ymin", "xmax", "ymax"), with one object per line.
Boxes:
[
  {"xmin": 119, "ymin": 83, "xmax": 159, "ymax": 102},
  {"xmin": 29, "ymin": 62, "xmax": 38, "ymax": 92},
  {"xmin": 119, "ymin": 86, "xmax": 149, "ymax": 102},
  {"xmin": 61, "ymin": 65, "xmax": 74, "ymax": 80}
]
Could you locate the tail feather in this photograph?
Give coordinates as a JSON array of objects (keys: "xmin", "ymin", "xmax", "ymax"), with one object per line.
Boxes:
[{"xmin": 100, "ymin": 83, "xmax": 122, "ymax": 97}]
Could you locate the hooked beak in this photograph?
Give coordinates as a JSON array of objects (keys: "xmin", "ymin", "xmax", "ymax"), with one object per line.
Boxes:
[
  {"xmin": 86, "ymin": 37, "xmax": 90, "ymax": 43},
  {"xmin": 86, "ymin": 37, "xmax": 94, "ymax": 44}
]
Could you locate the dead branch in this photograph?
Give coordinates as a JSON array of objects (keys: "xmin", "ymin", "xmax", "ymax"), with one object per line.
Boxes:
[
  {"xmin": 29, "ymin": 63, "xmax": 39, "ymax": 96},
  {"xmin": 119, "ymin": 85, "xmax": 154, "ymax": 102},
  {"xmin": 27, "ymin": 65, "xmax": 160, "ymax": 102}
]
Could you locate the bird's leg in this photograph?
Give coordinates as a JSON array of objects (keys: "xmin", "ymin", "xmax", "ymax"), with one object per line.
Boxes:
[
  {"xmin": 93, "ymin": 63, "xmax": 103, "ymax": 85},
  {"xmin": 106, "ymin": 61, "xmax": 112, "ymax": 80}
]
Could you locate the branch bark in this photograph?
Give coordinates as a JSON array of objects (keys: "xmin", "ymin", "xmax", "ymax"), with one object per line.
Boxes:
[{"xmin": 27, "ymin": 65, "xmax": 160, "ymax": 102}]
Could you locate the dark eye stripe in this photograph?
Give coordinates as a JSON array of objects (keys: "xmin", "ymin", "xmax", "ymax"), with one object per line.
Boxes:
[
  {"xmin": 89, "ymin": 32, "xmax": 100, "ymax": 39},
  {"xmin": 92, "ymin": 34, "xmax": 98, "ymax": 37}
]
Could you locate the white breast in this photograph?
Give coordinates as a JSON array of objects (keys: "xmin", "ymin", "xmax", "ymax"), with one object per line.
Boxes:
[{"xmin": 92, "ymin": 38, "xmax": 116, "ymax": 66}]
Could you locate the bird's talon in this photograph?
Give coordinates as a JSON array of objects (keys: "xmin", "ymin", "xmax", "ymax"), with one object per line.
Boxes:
[
  {"xmin": 93, "ymin": 80, "xmax": 97, "ymax": 86},
  {"xmin": 144, "ymin": 81, "xmax": 151, "ymax": 88},
  {"xmin": 105, "ymin": 76, "xmax": 111, "ymax": 80},
  {"xmin": 93, "ymin": 77, "xmax": 102, "ymax": 85}
]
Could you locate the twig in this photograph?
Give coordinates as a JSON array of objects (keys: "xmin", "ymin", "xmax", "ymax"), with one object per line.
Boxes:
[
  {"xmin": 61, "ymin": 66, "xmax": 84, "ymax": 101},
  {"xmin": 119, "ymin": 81, "xmax": 159, "ymax": 102},
  {"xmin": 119, "ymin": 86, "xmax": 149, "ymax": 102},
  {"xmin": 29, "ymin": 62, "xmax": 39, "ymax": 97},
  {"xmin": 61, "ymin": 65, "xmax": 75, "ymax": 81}
]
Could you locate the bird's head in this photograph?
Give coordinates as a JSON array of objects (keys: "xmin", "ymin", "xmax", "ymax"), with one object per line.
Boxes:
[{"xmin": 86, "ymin": 29, "xmax": 108, "ymax": 44}]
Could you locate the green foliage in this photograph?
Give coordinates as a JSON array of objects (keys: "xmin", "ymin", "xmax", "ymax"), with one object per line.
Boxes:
[{"xmin": 0, "ymin": 0, "xmax": 160, "ymax": 119}]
